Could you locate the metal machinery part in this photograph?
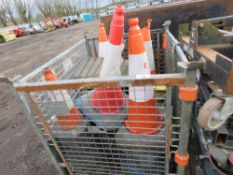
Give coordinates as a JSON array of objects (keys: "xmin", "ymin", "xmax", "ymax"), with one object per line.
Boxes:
[
  {"xmin": 101, "ymin": 0, "xmax": 233, "ymax": 37},
  {"xmin": 180, "ymin": 15, "xmax": 233, "ymax": 175},
  {"xmin": 197, "ymin": 97, "xmax": 225, "ymax": 131}
]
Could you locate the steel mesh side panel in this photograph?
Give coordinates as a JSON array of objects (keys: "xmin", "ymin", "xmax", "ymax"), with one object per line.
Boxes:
[
  {"xmin": 166, "ymin": 31, "xmax": 182, "ymax": 157},
  {"xmin": 21, "ymin": 39, "xmax": 88, "ymax": 83},
  {"xmin": 30, "ymin": 85, "xmax": 168, "ymax": 175},
  {"xmin": 19, "ymin": 29, "xmax": 187, "ymax": 175},
  {"xmin": 122, "ymin": 30, "xmax": 165, "ymax": 74}
]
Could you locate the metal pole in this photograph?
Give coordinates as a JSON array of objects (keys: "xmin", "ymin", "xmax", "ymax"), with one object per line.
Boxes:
[
  {"xmin": 165, "ymin": 87, "xmax": 173, "ymax": 175},
  {"xmin": 177, "ymin": 69, "xmax": 196, "ymax": 175}
]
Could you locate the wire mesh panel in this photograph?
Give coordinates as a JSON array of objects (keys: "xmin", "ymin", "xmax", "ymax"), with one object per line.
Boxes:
[
  {"xmin": 30, "ymin": 85, "xmax": 167, "ymax": 175},
  {"xmin": 15, "ymin": 28, "xmax": 193, "ymax": 175}
]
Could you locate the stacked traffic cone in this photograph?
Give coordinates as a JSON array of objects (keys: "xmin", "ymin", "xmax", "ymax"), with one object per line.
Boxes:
[
  {"xmin": 75, "ymin": 5, "xmax": 127, "ymax": 132},
  {"xmin": 141, "ymin": 19, "xmax": 156, "ymax": 74},
  {"xmin": 91, "ymin": 5, "xmax": 125, "ymax": 114},
  {"xmin": 99, "ymin": 5, "xmax": 124, "ymax": 77},
  {"xmin": 125, "ymin": 18, "xmax": 162, "ymax": 135},
  {"xmin": 44, "ymin": 69, "xmax": 83, "ymax": 130},
  {"xmin": 115, "ymin": 18, "xmax": 165, "ymax": 174},
  {"xmin": 98, "ymin": 23, "xmax": 108, "ymax": 58}
]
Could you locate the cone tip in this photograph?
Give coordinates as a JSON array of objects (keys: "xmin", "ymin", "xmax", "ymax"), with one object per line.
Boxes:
[
  {"xmin": 147, "ymin": 19, "xmax": 152, "ymax": 23},
  {"xmin": 115, "ymin": 5, "xmax": 124, "ymax": 15},
  {"xmin": 99, "ymin": 23, "xmax": 104, "ymax": 27},
  {"xmin": 128, "ymin": 18, "xmax": 139, "ymax": 27}
]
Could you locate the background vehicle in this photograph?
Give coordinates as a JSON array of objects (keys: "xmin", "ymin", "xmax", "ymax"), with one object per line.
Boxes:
[
  {"xmin": 99, "ymin": 9, "xmax": 108, "ymax": 16},
  {"xmin": 107, "ymin": 6, "xmax": 115, "ymax": 14},
  {"xmin": 125, "ymin": 2, "xmax": 137, "ymax": 10},
  {"xmin": 138, "ymin": 0, "xmax": 149, "ymax": 7},
  {"xmin": 151, "ymin": 0, "xmax": 162, "ymax": 5},
  {"xmin": 10, "ymin": 28, "xmax": 25, "ymax": 37}
]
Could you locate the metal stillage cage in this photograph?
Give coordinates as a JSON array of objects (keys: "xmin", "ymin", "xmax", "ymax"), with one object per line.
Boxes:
[{"xmin": 14, "ymin": 27, "xmax": 197, "ymax": 175}]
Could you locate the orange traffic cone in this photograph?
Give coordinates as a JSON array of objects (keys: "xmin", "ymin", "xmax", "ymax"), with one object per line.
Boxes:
[
  {"xmin": 98, "ymin": 22, "xmax": 108, "ymax": 58},
  {"xmin": 44, "ymin": 69, "xmax": 83, "ymax": 130},
  {"xmin": 90, "ymin": 5, "xmax": 125, "ymax": 114},
  {"xmin": 141, "ymin": 19, "xmax": 156, "ymax": 74},
  {"xmin": 125, "ymin": 18, "xmax": 162, "ymax": 135}
]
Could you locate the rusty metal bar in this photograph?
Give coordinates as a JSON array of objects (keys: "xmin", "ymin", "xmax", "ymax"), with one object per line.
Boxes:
[
  {"xmin": 27, "ymin": 94, "xmax": 74, "ymax": 175},
  {"xmin": 177, "ymin": 69, "xmax": 197, "ymax": 175},
  {"xmin": 15, "ymin": 73, "xmax": 185, "ymax": 92}
]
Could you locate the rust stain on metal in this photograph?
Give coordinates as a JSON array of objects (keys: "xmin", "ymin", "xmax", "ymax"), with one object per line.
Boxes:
[
  {"xmin": 15, "ymin": 81, "xmax": 120, "ymax": 92},
  {"xmin": 224, "ymin": 64, "xmax": 233, "ymax": 93},
  {"xmin": 28, "ymin": 94, "xmax": 73, "ymax": 174},
  {"xmin": 15, "ymin": 77, "xmax": 185, "ymax": 92},
  {"xmin": 132, "ymin": 78, "xmax": 185, "ymax": 87}
]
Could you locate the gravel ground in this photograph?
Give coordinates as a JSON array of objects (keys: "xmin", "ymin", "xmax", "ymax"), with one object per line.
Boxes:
[{"xmin": 0, "ymin": 20, "xmax": 98, "ymax": 175}]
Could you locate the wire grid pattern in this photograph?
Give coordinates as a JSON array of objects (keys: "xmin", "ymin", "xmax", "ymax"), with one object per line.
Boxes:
[
  {"xmin": 33, "ymin": 86, "xmax": 168, "ymax": 175},
  {"xmin": 19, "ymin": 29, "xmax": 184, "ymax": 175},
  {"xmin": 122, "ymin": 29, "xmax": 165, "ymax": 74},
  {"xmin": 20, "ymin": 39, "xmax": 88, "ymax": 83},
  {"xmin": 165, "ymin": 30, "xmax": 183, "ymax": 156}
]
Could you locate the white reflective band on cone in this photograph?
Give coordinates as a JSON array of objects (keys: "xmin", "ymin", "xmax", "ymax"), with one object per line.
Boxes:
[
  {"xmin": 129, "ymin": 52, "xmax": 154, "ymax": 102},
  {"xmin": 144, "ymin": 41, "xmax": 155, "ymax": 72},
  {"xmin": 100, "ymin": 43, "xmax": 124, "ymax": 77},
  {"xmin": 99, "ymin": 41, "xmax": 108, "ymax": 58}
]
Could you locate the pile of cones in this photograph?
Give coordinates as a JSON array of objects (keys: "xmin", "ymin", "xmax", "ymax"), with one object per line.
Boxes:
[
  {"xmin": 79, "ymin": 5, "xmax": 163, "ymax": 134},
  {"xmin": 43, "ymin": 4, "xmax": 164, "ymax": 135}
]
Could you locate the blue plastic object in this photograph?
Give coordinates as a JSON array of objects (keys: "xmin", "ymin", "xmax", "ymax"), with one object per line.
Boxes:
[
  {"xmin": 83, "ymin": 13, "xmax": 93, "ymax": 22},
  {"xmin": 75, "ymin": 91, "xmax": 127, "ymax": 132}
]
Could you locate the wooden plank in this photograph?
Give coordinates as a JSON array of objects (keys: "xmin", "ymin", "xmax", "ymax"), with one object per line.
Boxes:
[
  {"xmin": 95, "ymin": 60, "xmax": 103, "ymax": 77},
  {"xmin": 196, "ymin": 46, "xmax": 218, "ymax": 62},
  {"xmin": 79, "ymin": 57, "xmax": 96, "ymax": 78},
  {"xmin": 87, "ymin": 57, "xmax": 103, "ymax": 78},
  {"xmin": 72, "ymin": 58, "xmax": 89, "ymax": 78}
]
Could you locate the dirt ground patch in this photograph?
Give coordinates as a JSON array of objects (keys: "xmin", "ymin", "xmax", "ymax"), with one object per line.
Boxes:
[{"xmin": 0, "ymin": 21, "xmax": 98, "ymax": 175}]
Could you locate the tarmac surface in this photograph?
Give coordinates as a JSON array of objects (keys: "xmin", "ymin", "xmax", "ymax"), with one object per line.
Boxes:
[{"xmin": 0, "ymin": 20, "xmax": 98, "ymax": 175}]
